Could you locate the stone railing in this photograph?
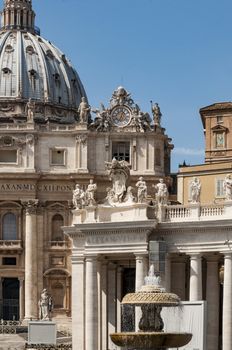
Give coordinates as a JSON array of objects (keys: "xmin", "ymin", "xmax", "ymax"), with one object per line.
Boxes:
[
  {"xmin": 48, "ymin": 241, "xmax": 71, "ymax": 249},
  {"xmin": 0, "ymin": 320, "xmax": 21, "ymax": 334},
  {"xmin": 0, "ymin": 240, "xmax": 22, "ymax": 250},
  {"xmin": 163, "ymin": 202, "xmax": 231, "ymax": 223},
  {"xmin": 25, "ymin": 345, "xmax": 71, "ymax": 350},
  {"xmin": 200, "ymin": 205, "xmax": 224, "ymax": 217}
]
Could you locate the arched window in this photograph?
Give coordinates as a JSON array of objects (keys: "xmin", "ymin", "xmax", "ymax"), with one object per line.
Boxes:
[
  {"xmin": 2, "ymin": 213, "xmax": 17, "ymax": 240},
  {"xmin": 51, "ymin": 214, "xmax": 64, "ymax": 241}
]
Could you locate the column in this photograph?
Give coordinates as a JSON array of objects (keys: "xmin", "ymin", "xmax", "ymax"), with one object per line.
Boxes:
[
  {"xmin": 116, "ymin": 266, "xmax": 123, "ymax": 332},
  {"xmin": 101, "ymin": 261, "xmax": 108, "ymax": 350},
  {"xmin": 0, "ymin": 278, "xmax": 2, "ymax": 319},
  {"xmin": 206, "ymin": 255, "xmax": 219, "ymax": 350},
  {"xmin": 135, "ymin": 255, "xmax": 147, "ymax": 331},
  {"xmin": 72, "ymin": 257, "xmax": 85, "ymax": 350},
  {"xmin": 86, "ymin": 255, "xmax": 98, "ymax": 350},
  {"xmin": 24, "ymin": 201, "xmax": 38, "ymax": 320},
  {"xmin": 189, "ymin": 254, "xmax": 202, "ymax": 301},
  {"xmin": 108, "ymin": 262, "xmax": 117, "ymax": 350},
  {"xmin": 18, "ymin": 277, "xmax": 25, "ymax": 321},
  {"xmin": 223, "ymin": 253, "xmax": 232, "ymax": 350},
  {"xmin": 164, "ymin": 253, "xmax": 171, "ymax": 292}
]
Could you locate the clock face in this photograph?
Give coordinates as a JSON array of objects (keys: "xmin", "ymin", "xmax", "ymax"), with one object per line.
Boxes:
[{"xmin": 111, "ymin": 106, "xmax": 131, "ymax": 127}]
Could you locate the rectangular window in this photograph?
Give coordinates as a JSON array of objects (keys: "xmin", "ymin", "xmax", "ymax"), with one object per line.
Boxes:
[
  {"xmin": 50, "ymin": 149, "xmax": 65, "ymax": 166},
  {"xmin": 2, "ymin": 257, "xmax": 16, "ymax": 265},
  {"xmin": 0, "ymin": 150, "xmax": 17, "ymax": 163},
  {"xmin": 216, "ymin": 179, "xmax": 225, "ymax": 197},
  {"xmin": 217, "ymin": 116, "xmax": 223, "ymax": 124},
  {"xmin": 112, "ymin": 142, "xmax": 130, "ymax": 162}
]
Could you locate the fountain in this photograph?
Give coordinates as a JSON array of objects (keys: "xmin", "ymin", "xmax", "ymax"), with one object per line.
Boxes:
[{"xmin": 110, "ymin": 264, "xmax": 192, "ymax": 349}]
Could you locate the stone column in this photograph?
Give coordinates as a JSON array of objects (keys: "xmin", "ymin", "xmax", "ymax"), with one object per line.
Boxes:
[
  {"xmin": 135, "ymin": 255, "xmax": 147, "ymax": 331},
  {"xmin": 164, "ymin": 253, "xmax": 171, "ymax": 292},
  {"xmin": 72, "ymin": 257, "xmax": 85, "ymax": 350},
  {"xmin": 116, "ymin": 266, "xmax": 123, "ymax": 332},
  {"xmin": 18, "ymin": 277, "xmax": 25, "ymax": 321},
  {"xmin": 85, "ymin": 255, "xmax": 98, "ymax": 350},
  {"xmin": 108, "ymin": 262, "xmax": 117, "ymax": 350},
  {"xmin": 206, "ymin": 255, "xmax": 219, "ymax": 350},
  {"xmin": 101, "ymin": 261, "xmax": 108, "ymax": 350},
  {"xmin": 24, "ymin": 201, "xmax": 38, "ymax": 320},
  {"xmin": 223, "ymin": 253, "xmax": 232, "ymax": 350},
  {"xmin": 0, "ymin": 278, "xmax": 2, "ymax": 319},
  {"xmin": 189, "ymin": 253, "xmax": 202, "ymax": 301}
]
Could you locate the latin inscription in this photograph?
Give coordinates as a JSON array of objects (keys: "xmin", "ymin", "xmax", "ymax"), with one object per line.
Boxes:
[{"xmin": 0, "ymin": 183, "xmax": 74, "ymax": 192}]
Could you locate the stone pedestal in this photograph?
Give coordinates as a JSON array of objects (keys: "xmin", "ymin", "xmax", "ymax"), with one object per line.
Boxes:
[{"xmin": 28, "ymin": 321, "xmax": 56, "ymax": 345}]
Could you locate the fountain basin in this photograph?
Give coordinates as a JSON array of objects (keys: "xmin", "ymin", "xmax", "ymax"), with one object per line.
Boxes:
[{"xmin": 110, "ymin": 332, "xmax": 192, "ymax": 349}]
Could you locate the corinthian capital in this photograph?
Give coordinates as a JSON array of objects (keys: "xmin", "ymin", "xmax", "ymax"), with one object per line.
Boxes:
[{"xmin": 22, "ymin": 199, "xmax": 39, "ymax": 215}]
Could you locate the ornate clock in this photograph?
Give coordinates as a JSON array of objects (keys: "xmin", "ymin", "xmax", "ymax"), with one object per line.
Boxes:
[{"xmin": 111, "ymin": 106, "xmax": 131, "ymax": 127}]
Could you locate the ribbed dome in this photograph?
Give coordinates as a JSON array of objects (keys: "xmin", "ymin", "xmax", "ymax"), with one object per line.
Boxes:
[{"xmin": 0, "ymin": 1, "xmax": 87, "ymax": 124}]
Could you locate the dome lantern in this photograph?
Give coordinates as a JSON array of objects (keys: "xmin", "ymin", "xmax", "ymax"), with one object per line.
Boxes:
[{"xmin": 1, "ymin": 0, "xmax": 36, "ymax": 34}]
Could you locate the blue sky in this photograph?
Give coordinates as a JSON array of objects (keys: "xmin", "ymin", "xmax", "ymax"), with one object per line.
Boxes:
[{"xmin": 5, "ymin": 0, "xmax": 232, "ymax": 171}]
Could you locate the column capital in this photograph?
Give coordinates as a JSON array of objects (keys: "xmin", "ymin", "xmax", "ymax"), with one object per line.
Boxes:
[
  {"xmin": 71, "ymin": 256, "xmax": 85, "ymax": 265},
  {"xmin": 188, "ymin": 252, "xmax": 202, "ymax": 260},
  {"xmin": 18, "ymin": 277, "xmax": 24, "ymax": 282},
  {"xmin": 22, "ymin": 200, "xmax": 39, "ymax": 215},
  {"xmin": 85, "ymin": 254, "xmax": 98, "ymax": 263},
  {"xmin": 134, "ymin": 253, "xmax": 148, "ymax": 260},
  {"xmin": 223, "ymin": 251, "xmax": 232, "ymax": 259}
]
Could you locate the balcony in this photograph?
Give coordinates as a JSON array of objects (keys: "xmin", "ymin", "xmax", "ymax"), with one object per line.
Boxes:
[
  {"xmin": 0, "ymin": 240, "xmax": 22, "ymax": 253},
  {"xmin": 48, "ymin": 241, "xmax": 71, "ymax": 251}
]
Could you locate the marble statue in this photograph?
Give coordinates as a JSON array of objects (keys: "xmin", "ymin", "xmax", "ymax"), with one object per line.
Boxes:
[
  {"xmin": 39, "ymin": 289, "xmax": 53, "ymax": 321},
  {"xmin": 224, "ymin": 174, "xmax": 232, "ymax": 200},
  {"xmin": 189, "ymin": 177, "xmax": 201, "ymax": 203},
  {"xmin": 110, "ymin": 86, "xmax": 132, "ymax": 107},
  {"xmin": 154, "ymin": 179, "xmax": 168, "ymax": 205},
  {"xmin": 25, "ymin": 98, "xmax": 35, "ymax": 122},
  {"xmin": 85, "ymin": 179, "xmax": 97, "ymax": 206},
  {"xmin": 136, "ymin": 177, "xmax": 147, "ymax": 203},
  {"xmin": 73, "ymin": 184, "xmax": 86, "ymax": 209},
  {"xmin": 105, "ymin": 158, "xmax": 131, "ymax": 204},
  {"xmin": 124, "ymin": 186, "xmax": 135, "ymax": 204},
  {"xmin": 90, "ymin": 107, "xmax": 111, "ymax": 132},
  {"xmin": 78, "ymin": 96, "xmax": 90, "ymax": 123},
  {"xmin": 151, "ymin": 102, "xmax": 162, "ymax": 127},
  {"xmin": 132, "ymin": 106, "xmax": 152, "ymax": 132}
]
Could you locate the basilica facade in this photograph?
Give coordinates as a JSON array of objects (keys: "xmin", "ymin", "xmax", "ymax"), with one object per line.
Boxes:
[
  {"xmin": 1, "ymin": 2, "xmax": 232, "ymax": 350},
  {"xmin": 0, "ymin": 0, "xmax": 173, "ymax": 330}
]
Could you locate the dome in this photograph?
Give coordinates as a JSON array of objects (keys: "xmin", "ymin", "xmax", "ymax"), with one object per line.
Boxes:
[{"xmin": 0, "ymin": 0, "xmax": 87, "ymax": 124}]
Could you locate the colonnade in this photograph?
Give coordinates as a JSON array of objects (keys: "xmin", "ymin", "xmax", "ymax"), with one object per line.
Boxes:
[{"xmin": 72, "ymin": 251, "xmax": 232, "ymax": 350}]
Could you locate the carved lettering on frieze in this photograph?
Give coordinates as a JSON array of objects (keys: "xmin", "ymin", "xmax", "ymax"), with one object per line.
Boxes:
[
  {"xmin": 86, "ymin": 232, "xmax": 147, "ymax": 245},
  {"xmin": 0, "ymin": 183, "xmax": 74, "ymax": 192}
]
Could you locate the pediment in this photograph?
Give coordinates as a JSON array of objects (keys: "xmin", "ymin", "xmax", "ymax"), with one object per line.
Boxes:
[{"xmin": 211, "ymin": 125, "xmax": 228, "ymax": 132}]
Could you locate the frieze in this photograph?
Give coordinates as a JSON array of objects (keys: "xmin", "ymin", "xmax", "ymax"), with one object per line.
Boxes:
[
  {"xmin": 86, "ymin": 232, "xmax": 148, "ymax": 245},
  {"xmin": 0, "ymin": 183, "xmax": 74, "ymax": 192}
]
